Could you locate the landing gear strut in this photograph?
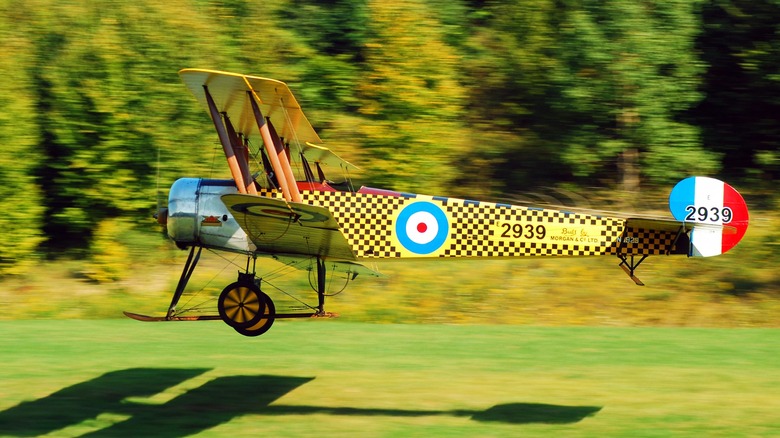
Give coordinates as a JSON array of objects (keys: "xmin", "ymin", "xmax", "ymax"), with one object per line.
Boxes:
[
  {"xmin": 316, "ymin": 257, "xmax": 327, "ymax": 315},
  {"xmin": 166, "ymin": 246, "xmax": 202, "ymax": 319},
  {"xmin": 215, "ymin": 256, "xmax": 333, "ymax": 336},
  {"xmin": 125, "ymin": 247, "xmax": 337, "ymax": 336}
]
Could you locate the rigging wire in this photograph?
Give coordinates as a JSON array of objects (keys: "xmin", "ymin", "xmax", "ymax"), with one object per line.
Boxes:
[
  {"xmin": 343, "ymin": 165, "xmax": 355, "ymax": 192},
  {"xmin": 209, "ymin": 142, "xmax": 220, "ymax": 180},
  {"xmin": 173, "ymin": 251, "xmax": 324, "ymax": 315},
  {"xmin": 175, "ymin": 250, "xmax": 242, "ymax": 314},
  {"xmin": 261, "ymin": 258, "xmax": 308, "ymax": 282},
  {"xmin": 207, "ymin": 248, "xmax": 248, "ymax": 271},
  {"xmin": 245, "ymin": 136, "xmax": 278, "ymax": 191},
  {"xmin": 279, "ymin": 97, "xmax": 303, "ymax": 154},
  {"xmin": 306, "ymin": 261, "xmax": 351, "ymax": 297},
  {"xmin": 261, "ymin": 279, "xmax": 317, "ymax": 311},
  {"xmin": 280, "ymin": 98, "xmax": 307, "ymax": 181}
]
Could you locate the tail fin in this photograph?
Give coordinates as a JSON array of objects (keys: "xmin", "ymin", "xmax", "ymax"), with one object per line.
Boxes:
[{"xmin": 668, "ymin": 177, "xmax": 749, "ymax": 257}]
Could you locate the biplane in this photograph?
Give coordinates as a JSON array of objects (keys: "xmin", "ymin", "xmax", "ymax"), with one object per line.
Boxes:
[{"xmin": 125, "ymin": 69, "xmax": 750, "ymax": 336}]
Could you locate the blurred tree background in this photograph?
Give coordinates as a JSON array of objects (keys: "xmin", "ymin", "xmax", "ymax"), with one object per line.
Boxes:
[{"xmin": 0, "ymin": 0, "xmax": 777, "ymax": 282}]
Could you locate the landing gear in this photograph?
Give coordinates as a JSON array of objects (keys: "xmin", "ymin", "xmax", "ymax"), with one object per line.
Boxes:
[
  {"xmin": 125, "ymin": 247, "xmax": 338, "ymax": 337},
  {"xmin": 217, "ymin": 273, "xmax": 276, "ymax": 337},
  {"xmin": 316, "ymin": 257, "xmax": 327, "ymax": 315},
  {"xmin": 215, "ymin": 256, "xmax": 332, "ymax": 337}
]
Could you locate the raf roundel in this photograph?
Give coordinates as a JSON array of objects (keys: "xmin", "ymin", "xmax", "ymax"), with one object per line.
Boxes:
[{"xmin": 395, "ymin": 202, "xmax": 449, "ymax": 255}]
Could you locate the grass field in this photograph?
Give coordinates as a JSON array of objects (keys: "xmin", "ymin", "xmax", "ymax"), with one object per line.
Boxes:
[{"xmin": 1, "ymin": 320, "xmax": 778, "ymax": 437}]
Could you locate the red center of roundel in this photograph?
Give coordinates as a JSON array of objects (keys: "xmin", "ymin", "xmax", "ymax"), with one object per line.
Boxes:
[{"xmin": 417, "ymin": 222, "xmax": 428, "ymax": 233}]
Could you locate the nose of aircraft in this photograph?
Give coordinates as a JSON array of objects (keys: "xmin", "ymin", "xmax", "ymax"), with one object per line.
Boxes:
[{"xmin": 154, "ymin": 207, "xmax": 169, "ymax": 226}]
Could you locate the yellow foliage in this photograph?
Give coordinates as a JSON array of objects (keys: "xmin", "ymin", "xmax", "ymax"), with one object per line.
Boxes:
[{"xmin": 83, "ymin": 219, "xmax": 131, "ymax": 283}]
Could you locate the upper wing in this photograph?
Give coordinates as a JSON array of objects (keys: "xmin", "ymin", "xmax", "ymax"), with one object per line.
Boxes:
[
  {"xmin": 221, "ymin": 193, "xmax": 357, "ymax": 261},
  {"xmin": 179, "ymin": 68, "xmax": 321, "ymax": 146},
  {"xmin": 179, "ymin": 69, "xmax": 357, "ymax": 180}
]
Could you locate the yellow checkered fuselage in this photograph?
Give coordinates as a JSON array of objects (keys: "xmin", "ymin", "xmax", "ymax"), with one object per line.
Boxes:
[{"xmin": 260, "ymin": 188, "xmax": 682, "ymax": 260}]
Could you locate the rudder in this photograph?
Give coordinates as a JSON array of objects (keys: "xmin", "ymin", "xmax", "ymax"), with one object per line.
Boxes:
[{"xmin": 668, "ymin": 176, "xmax": 749, "ymax": 257}]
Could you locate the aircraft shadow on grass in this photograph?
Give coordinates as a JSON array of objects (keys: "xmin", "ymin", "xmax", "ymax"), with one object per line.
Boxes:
[{"xmin": 0, "ymin": 368, "xmax": 601, "ymax": 437}]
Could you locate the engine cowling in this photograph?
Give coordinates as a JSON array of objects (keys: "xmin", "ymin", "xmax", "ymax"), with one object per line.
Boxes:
[{"xmin": 166, "ymin": 178, "xmax": 251, "ymax": 253}]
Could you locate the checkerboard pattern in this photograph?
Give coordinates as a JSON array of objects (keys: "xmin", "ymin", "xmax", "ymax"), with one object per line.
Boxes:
[
  {"xmin": 256, "ymin": 189, "xmax": 684, "ymax": 259},
  {"xmin": 442, "ymin": 199, "xmax": 626, "ymax": 257},
  {"xmin": 299, "ymin": 190, "xmax": 405, "ymax": 258},
  {"xmin": 614, "ymin": 227, "xmax": 682, "ymax": 256}
]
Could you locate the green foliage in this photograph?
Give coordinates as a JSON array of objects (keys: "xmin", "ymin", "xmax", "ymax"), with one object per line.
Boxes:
[
  {"xmin": 280, "ymin": 0, "xmax": 369, "ymax": 62},
  {"xmin": 0, "ymin": 0, "xmax": 777, "ymax": 277},
  {"xmin": 82, "ymin": 218, "xmax": 131, "ymax": 283},
  {"xmin": 353, "ymin": 0, "xmax": 468, "ymax": 193},
  {"xmin": 465, "ymin": 0, "xmax": 718, "ymax": 189},
  {"xmin": 0, "ymin": 9, "xmax": 44, "ymax": 274},
  {"xmin": 14, "ymin": 1, "xmax": 218, "ymax": 251},
  {"xmin": 692, "ymin": 0, "xmax": 780, "ymax": 181}
]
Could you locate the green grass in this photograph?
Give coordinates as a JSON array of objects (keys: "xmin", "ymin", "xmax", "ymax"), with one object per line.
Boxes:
[{"xmin": 1, "ymin": 320, "xmax": 779, "ymax": 437}]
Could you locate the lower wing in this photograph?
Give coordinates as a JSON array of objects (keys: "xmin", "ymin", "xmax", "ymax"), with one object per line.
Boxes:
[{"xmin": 221, "ymin": 193, "xmax": 357, "ymax": 260}]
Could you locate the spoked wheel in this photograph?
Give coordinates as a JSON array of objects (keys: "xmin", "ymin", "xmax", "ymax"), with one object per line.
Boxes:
[
  {"xmin": 234, "ymin": 291, "xmax": 275, "ymax": 337},
  {"xmin": 218, "ymin": 282, "xmax": 264, "ymax": 329},
  {"xmin": 217, "ymin": 281, "xmax": 276, "ymax": 336}
]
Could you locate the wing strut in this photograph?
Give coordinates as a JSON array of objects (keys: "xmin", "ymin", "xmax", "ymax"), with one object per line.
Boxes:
[
  {"xmin": 266, "ymin": 119, "xmax": 303, "ymax": 202},
  {"xmin": 223, "ymin": 115, "xmax": 257, "ymax": 195},
  {"xmin": 258, "ymin": 139, "xmax": 280, "ymax": 189},
  {"xmin": 203, "ymin": 86, "xmax": 254, "ymax": 194},
  {"xmin": 301, "ymin": 154, "xmax": 316, "ymax": 184},
  {"xmin": 246, "ymin": 88, "xmax": 302, "ymax": 203}
]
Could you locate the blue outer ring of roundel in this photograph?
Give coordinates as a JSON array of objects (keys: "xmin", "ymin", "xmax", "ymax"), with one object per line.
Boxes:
[{"xmin": 395, "ymin": 201, "xmax": 449, "ymax": 255}]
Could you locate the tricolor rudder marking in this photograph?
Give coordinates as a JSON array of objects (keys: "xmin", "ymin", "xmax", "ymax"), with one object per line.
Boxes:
[{"xmin": 669, "ymin": 177, "xmax": 749, "ymax": 257}]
